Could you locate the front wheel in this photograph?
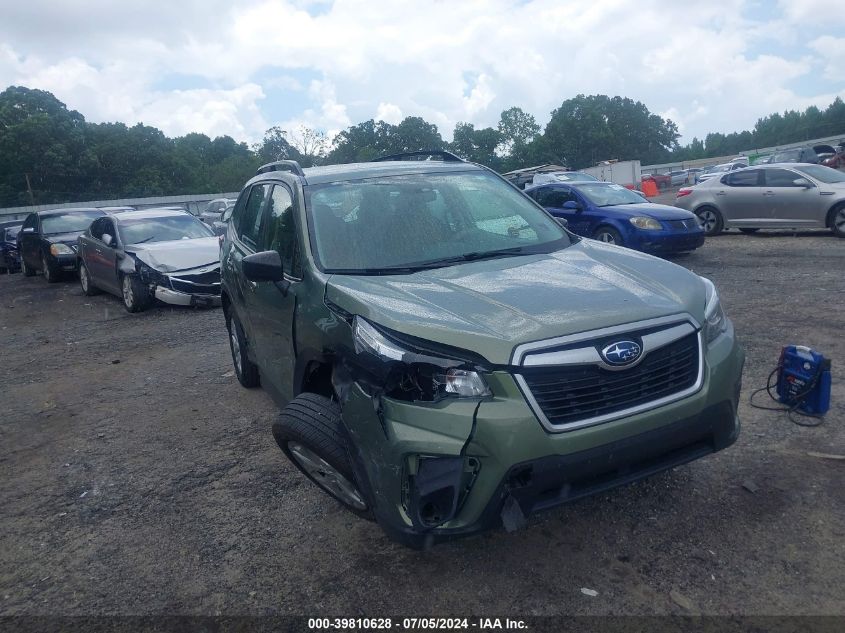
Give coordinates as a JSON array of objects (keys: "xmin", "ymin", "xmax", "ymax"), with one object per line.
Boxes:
[
  {"xmin": 42, "ymin": 254, "xmax": 60, "ymax": 283},
  {"xmin": 273, "ymin": 393, "xmax": 372, "ymax": 519},
  {"xmin": 21, "ymin": 256, "xmax": 35, "ymax": 277},
  {"xmin": 227, "ymin": 312, "xmax": 260, "ymax": 388},
  {"xmin": 121, "ymin": 274, "xmax": 151, "ymax": 313},
  {"xmin": 830, "ymin": 204, "xmax": 845, "ymax": 238},
  {"xmin": 695, "ymin": 206, "xmax": 724, "ymax": 236},
  {"xmin": 79, "ymin": 261, "xmax": 101, "ymax": 296},
  {"xmin": 593, "ymin": 226, "xmax": 623, "ymax": 246}
]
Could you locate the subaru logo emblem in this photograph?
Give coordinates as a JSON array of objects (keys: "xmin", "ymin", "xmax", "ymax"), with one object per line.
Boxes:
[{"xmin": 601, "ymin": 340, "xmax": 642, "ymax": 366}]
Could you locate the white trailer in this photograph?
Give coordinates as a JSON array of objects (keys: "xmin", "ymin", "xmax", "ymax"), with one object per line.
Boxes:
[{"xmin": 580, "ymin": 160, "xmax": 642, "ymax": 189}]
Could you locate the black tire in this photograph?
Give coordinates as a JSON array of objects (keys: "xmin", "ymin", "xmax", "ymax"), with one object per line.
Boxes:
[
  {"xmin": 121, "ymin": 274, "xmax": 152, "ymax": 313},
  {"xmin": 227, "ymin": 312, "xmax": 260, "ymax": 388},
  {"xmin": 273, "ymin": 393, "xmax": 372, "ymax": 520},
  {"xmin": 829, "ymin": 204, "xmax": 845, "ymax": 238},
  {"xmin": 695, "ymin": 206, "xmax": 724, "ymax": 236},
  {"xmin": 21, "ymin": 256, "xmax": 35, "ymax": 277},
  {"xmin": 42, "ymin": 253, "xmax": 60, "ymax": 283},
  {"xmin": 739, "ymin": 228, "xmax": 759, "ymax": 234},
  {"xmin": 79, "ymin": 261, "xmax": 101, "ymax": 296},
  {"xmin": 593, "ymin": 225, "xmax": 624, "ymax": 246}
]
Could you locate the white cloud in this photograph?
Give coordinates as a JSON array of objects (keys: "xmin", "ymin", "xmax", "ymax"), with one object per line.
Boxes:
[
  {"xmin": 1, "ymin": 0, "xmax": 843, "ymax": 147},
  {"xmin": 375, "ymin": 102, "xmax": 403, "ymax": 124},
  {"xmin": 810, "ymin": 36, "xmax": 845, "ymax": 82}
]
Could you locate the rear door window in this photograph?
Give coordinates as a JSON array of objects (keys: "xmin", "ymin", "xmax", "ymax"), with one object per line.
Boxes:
[{"xmin": 724, "ymin": 170, "xmax": 761, "ymax": 187}]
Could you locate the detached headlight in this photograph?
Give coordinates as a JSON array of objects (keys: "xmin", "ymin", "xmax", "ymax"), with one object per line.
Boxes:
[
  {"xmin": 629, "ymin": 216, "xmax": 663, "ymax": 230},
  {"xmin": 700, "ymin": 277, "xmax": 728, "ymax": 345},
  {"xmin": 50, "ymin": 243, "xmax": 74, "ymax": 256},
  {"xmin": 353, "ymin": 316, "xmax": 491, "ymax": 399}
]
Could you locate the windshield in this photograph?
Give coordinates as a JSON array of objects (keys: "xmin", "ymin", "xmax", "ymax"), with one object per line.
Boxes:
[
  {"xmin": 306, "ymin": 171, "xmax": 569, "ymax": 273},
  {"xmin": 571, "ymin": 183, "xmax": 645, "ymax": 207},
  {"xmin": 795, "ymin": 164, "xmax": 845, "ymax": 184},
  {"xmin": 41, "ymin": 211, "xmax": 105, "ymax": 234},
  {"xmin": 773, "ymin": 150, "xmax": 800, "ymax": 162},
  {"xmin": 119, "ymin": 215, "xmax": 214, "ymax": 245},
  {"xmin": 560, "ymin": 172, "xmax": 597, "ymax": 181}
]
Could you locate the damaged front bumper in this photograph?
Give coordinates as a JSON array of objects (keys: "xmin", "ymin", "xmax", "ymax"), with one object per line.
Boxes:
[
  {"xmin": 154, "ymin": 286, "xmax": 221, "ymax": 307},
  {"xmin": 137, "ymin": 261, "xmax": 222, "ymax": 308},
  {"xmin": 340, "ymin": 326, "xmax": 744, "ymax": 547}
]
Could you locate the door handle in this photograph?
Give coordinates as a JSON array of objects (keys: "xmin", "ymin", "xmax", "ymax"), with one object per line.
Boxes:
[
  {"xmin": 763, "ymin": 191, "xmax": 775, "ymax": 196},
  {"xmin": 716, "ymin": 191, "xmax": 726, "ymax": 196}
]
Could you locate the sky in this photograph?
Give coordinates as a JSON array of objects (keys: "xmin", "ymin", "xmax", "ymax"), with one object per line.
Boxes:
[{"xmin": 1, "ymin": 0, "xmax": 844, "ymax": 147}]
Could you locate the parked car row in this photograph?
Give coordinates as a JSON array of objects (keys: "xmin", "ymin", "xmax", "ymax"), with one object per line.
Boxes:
[
  {"xmin": 675, "ymin": 163, "xmax": 845, "ymax": 237},
  {"xmin": 12, "ymin": 206, "xmax": 222, "ymax": 312}
]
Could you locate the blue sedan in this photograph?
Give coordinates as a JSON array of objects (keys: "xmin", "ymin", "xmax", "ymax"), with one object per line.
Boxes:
[{"xmin": 526, "ymin": 181, "xmax": 705, "ymax": 254}]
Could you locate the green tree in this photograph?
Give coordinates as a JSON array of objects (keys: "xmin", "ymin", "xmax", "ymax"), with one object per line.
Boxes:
[
  {"xmin": 0, "ymin": 86, "xmax": 92, "ymax": 205},
  {"xmin": 449, "ymin": 122, "xmax": 502, "ymax": 168},
  {"xmin": 256, "ymin": 126, "xmax": 297, "ymax": 164},
  {"xmin": 497, "ymin": 107, "xmax": 541, "ymax": 170},
  {"xmin": 543, "ymin": 95, "xmax": 679, "ymax": 169}
]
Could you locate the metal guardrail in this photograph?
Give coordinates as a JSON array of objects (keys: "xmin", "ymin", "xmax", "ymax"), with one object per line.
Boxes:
[
  {"xmin": 642, "ymin": 132, "xmax": 845, "ymax": 174},
  {"xmin": 0, "ymin": 192, "xmax": 240, "ymax": 221}
]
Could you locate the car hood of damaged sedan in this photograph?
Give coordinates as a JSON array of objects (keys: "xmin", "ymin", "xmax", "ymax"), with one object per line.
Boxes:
[
  {"xmin": 126, "ymin": 237, "xmax": 220, "ymax": 273},
  {"xmin": 325, "ymin": 239, "xmax": 707, "ymax": 366}
]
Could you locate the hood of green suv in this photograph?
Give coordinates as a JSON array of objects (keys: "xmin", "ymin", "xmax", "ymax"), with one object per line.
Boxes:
[{"xmin": 325, "ymin": 240, "xmax": 707, "ymax": 365}]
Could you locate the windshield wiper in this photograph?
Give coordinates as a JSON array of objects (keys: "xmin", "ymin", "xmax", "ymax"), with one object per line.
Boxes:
[
  {"xmin": 408, "ymin": 246, "xmax": 532, "ymax": 268},
  {"xmin": 132, "ymin": 236, "xmax": 157, "ymax": 244}
]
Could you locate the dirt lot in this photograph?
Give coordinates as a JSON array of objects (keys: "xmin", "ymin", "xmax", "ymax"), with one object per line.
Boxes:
[{"xmin": 1, "ymin": 218, "xmax": 844, "ymax": 618}]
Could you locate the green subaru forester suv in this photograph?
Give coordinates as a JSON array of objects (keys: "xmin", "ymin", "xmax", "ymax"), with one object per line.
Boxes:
[{"xmin": 221, "ymin": 151, "xmax": 744, "ymax": 547}]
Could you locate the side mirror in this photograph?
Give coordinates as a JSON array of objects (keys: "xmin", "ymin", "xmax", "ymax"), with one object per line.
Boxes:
[
  {"xmin": 243, "ymin": 250, "xmax": 284, "ymax": 282},
  {"xmin": 793, "ymin": 178, "xmax": 812, "ymax": 188},
  {"xmin": 21, "ymin": 227, "xmax": 35, "ymax": 234},
  {"xmin": 102, "ymin": 233, "xmax": 114, "ymax": 246},
  {"xmin": 562, "ymin": 200, "xmax": 581, "ymax": 211},
  {"xmin": 555, "ymin": 217, "xmax": 569, "ymax": 228}
]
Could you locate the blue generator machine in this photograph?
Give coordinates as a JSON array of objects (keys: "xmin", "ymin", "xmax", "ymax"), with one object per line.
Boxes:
[{"xmin": 776, "ymin": 346, "xmax": 832, "ymax": 416}]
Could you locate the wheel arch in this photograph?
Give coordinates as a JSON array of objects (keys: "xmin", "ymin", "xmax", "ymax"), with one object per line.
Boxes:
[
  {"xmin": 294, "ymin": 349, "xmax": 335, "ymax": 399},
  {"xmin": 825, "ymin": 201, "xmax": 845, "ymax": 228}
]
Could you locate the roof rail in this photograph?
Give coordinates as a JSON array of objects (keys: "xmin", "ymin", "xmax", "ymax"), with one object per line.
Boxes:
[
  {"xmin": 256, "ymin": 160, "xmax": 306, "ymax": 177},
  {"xmin": 371, "ymin": 150, "xmax": 464, "ymax": 163}
]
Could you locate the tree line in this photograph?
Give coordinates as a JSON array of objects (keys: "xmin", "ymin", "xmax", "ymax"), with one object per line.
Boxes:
[{"xmin": 1, "ymin": 84, "xmax": 843, "ymax": 207}]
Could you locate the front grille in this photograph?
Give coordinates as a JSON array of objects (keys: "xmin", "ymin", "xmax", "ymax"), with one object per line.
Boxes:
[
  {"xmin": 169, "ymin": 270, "xmax": 221, "ymax": 295},
  {"xmin": 667, "ymin": 219, "xmax": 700, "ymax": 231},
  {"xmin": 519, "ymin": 332, "xmax": 699, "ymax": 428}
]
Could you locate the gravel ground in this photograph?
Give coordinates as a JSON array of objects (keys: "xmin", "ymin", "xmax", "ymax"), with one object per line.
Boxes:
[{"xmin": 1, "ymin": 216, "xmax": 844, "ymax": 617}]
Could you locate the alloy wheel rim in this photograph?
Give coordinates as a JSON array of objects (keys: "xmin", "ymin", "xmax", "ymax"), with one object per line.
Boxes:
[
  {"xmin": 836, "ymin": 209, "xmax": 845, "ymax": 232},
  {"xmin": 230, "ymin": 327, "xmax": 243, "ymax": 375},
  {"xmin": 699, "ymin": 210, "xmax": 717, "ymax": 233},
  {"xmin": 598, "ymin": 232, "xmax": 616, "ymax": 244},
  {"xmin": 42, "ymin": 257, "xmax": 51, "ymax": 281},
  {"xmin": 122, "ymin": 277, "xmax": 134, "ymax": 307},
  {"xmin": 80, "ymin": 266, "xmax": 88, "ymax": 291},
  {"xmin": 288, "ymin": 442, "xmax": 367, "ymax": 510}
]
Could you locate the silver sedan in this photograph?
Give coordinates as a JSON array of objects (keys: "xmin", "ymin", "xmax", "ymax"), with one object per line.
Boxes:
[{"xmin": 674, "ymin": 163, "xmax": 845, "ymax": 237}]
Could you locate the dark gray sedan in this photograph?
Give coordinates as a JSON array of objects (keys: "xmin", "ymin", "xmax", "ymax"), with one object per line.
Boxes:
[
  {"xmin": 77, "ymin": 209, "xmax": 222, "ymax": 312},
  {"xmin": 674, "ymin": 163, "xmax": 845, "ymax": 237}
]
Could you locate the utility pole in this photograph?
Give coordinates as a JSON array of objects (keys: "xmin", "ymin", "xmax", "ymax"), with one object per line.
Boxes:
[{"xmin": 24, "ymin": 173, "xmax": 35, "ymax": 205}]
